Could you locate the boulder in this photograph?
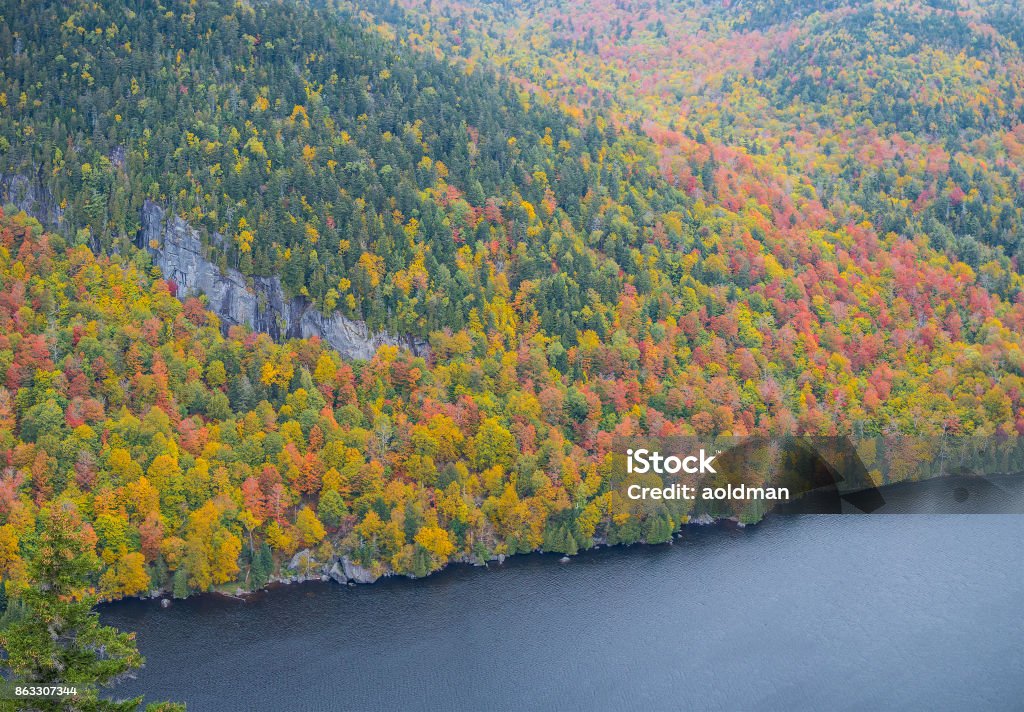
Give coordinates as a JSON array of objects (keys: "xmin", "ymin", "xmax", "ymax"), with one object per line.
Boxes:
[
  {"xmin": 329, "ymin": 561, "xmax": 347, "ymax": 584},
  {"xmin": 341, "ymin": 556, "xmax": 379, "ymax": 584},
  {"xmin": 288, "ymin": 549, "xmax": 312, "ymax": 572}
]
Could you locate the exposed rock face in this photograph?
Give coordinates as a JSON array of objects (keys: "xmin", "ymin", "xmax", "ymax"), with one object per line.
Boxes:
[
  {"xmin": 340, "ymin": 555, "xmax": 379, "ymax": 584},
  {"xmin": 137, "ymin": 200, "xmax": 429, "ymax": 360},
  {"xmin": 4, "ymin": 177, "xmax": 429, "ymax": 360},
  {"xmin": 295, "ymin": 301, "xmax": 429, "ymax": 361},
  {"xmin": 1, "ymin": 171, "xmax": 63, "ymax": 227},
  {"xmin": 288, "ymin": 549, "xmax": 313, "ymax": 572},
  {"xmin": 138, "ymin": 201, "xmax": 291, "ymax": 339},
  {"xmin": 328, "ymin": 561, "xmax": 347, "ymax": 585}
]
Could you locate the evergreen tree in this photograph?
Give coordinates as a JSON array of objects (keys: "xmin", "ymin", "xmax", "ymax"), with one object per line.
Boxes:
[
  {"xmin": 0, "ymin": 504, "xmax": 184, "ymax": 711},
  {"xmin": 317, "ymin": 490, "xmax": 348, "ymax": 529},
  {"xmin": 172, "ymin": 569, "xmax": 190, "ymax": 600},
  {"xmin": 248, "ymin": 544, "xmax": 271, "ymax": 591}
]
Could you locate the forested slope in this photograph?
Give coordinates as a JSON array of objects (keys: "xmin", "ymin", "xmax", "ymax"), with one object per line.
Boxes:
[
  {"xmin": 1, "ymin": 0, "xmax": 683, "ymax": 338},
  {"xmin": 394, "ymin": 0, "xmax": 1024, "ymax": 282},
  {"xmin": 1, "ymin": 0, "xmax": 1024, "ymax": 598}
]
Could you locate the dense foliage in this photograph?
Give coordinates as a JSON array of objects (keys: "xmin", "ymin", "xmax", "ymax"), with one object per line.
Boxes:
[
  {"xmin": 0, "ymin": 211, "xmax": 695, "ymax": 596},
  {"xmin": 0, "ymin": 0, "xmax": 685, "ymax": 338},
  {"xmin": 2, "ymin": 187, "xmax": 1024, "ymax": 594},
  {"xmin": 1, "ymin": 0, "xmax": 1024, "ymax": 599},
  {"xmin": 0, "ymin": 502, "xmax": 183, "ymax": 710},
  {"xmin": 395, "ymin": 0, "xmax": 1024, "ymax": 283}
]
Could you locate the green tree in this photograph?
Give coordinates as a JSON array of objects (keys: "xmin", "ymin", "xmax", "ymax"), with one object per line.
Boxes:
[
  {"xmin": 317, "ymin": 489, "xmax": 348, "ymax": 528},
  {"xmin": 248, "ymin": 543, "xmax": 272, "ymax": 590},
  {"xmin": 0, "ymin": 504, "xmax": 184, "ymax": 711}
]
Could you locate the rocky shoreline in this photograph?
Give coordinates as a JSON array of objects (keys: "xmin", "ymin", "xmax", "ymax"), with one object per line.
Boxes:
[{"xmin": 147, "ymin": 513, "xmax": 731, "ymax": 604}]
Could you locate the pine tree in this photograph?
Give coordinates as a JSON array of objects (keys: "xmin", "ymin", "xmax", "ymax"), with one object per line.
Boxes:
[
  {"xmin": 0, "ymin": 504, "xmax": 184, "ymax": 711},
  {"xmin": 258, "ymin": 544, "xmax": 274, "ymax": 587},
  {"xmin": 249, "ymin": 544, "xmax": 270, "ymax": 590},
  {"xmin": 172, "ymin": 568, "xmax": 190, "ymax": 600}
]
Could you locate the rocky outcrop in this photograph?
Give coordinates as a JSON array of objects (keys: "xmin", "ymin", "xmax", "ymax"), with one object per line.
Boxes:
[
  {"xmin": 288, "ymin": 549, "xmax": 313, "ymax": 572},
  {"xmin": 1, "ymin": 170, "xmax": 63, "ymax": 227},
  {"xmin": 296, "ymin": 302, "xmax": 428, "ymax": 361},
  {"xmin": 328, "ymin": 561, "xmax": 347, "ymax": 585},
  {"xmin": 137, "ymin": 200, "xmax": 429, "ymax": 360},
  {"xmin": 139, "ymin": 201, "xmax": 290, "ymax": 337},
  {"xmin": 2, "ymin": 177, "xmax": 429, "ymax": 361},
  {"xmin": 338, "ymin": 555, "xmax": 379, "ymax": 584}
]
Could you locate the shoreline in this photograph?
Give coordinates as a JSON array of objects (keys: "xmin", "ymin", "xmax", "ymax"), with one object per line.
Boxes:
[
  {"xmin": 138, "ymin": 512, "xmax": 734, "ymax": 606},
  {"xmin": 98, "ymin": 512, "xmax": 1024, "ymax": 711},
  {"xmin": 124, "ymin": 472, "xmax": 1024, "ymax": 607}
]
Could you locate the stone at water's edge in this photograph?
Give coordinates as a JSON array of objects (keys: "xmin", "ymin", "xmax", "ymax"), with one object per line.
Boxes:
[
  {"xmin": 328, "ymin": 561, "xmax": 347, "ymax": 585},
  {"xmin": 288, "ymin": 549, "xmax": 313, "ymax": 572},
  {"xmin": 133, "ymin": 198, "xmax": 431, "ymax": 360},
  {"xmin": 340, "ymin": 556, "xmax": 379, "ymax": 584}
]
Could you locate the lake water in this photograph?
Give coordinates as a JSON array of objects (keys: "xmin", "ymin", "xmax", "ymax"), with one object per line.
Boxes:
[{"xmin": 101, "ymin": 512, "xmax": 1024, "ymax": 711}]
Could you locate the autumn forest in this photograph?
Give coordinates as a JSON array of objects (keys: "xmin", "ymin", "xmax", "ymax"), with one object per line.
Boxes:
[{"xmin": 0, "ymin": 0, "xmax": 1023, "ymax": 608}]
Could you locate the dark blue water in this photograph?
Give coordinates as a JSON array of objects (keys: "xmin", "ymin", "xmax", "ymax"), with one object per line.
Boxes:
[{"xmin": 100, "ymin": 512, "xmax": 1024, "ymax": 711}]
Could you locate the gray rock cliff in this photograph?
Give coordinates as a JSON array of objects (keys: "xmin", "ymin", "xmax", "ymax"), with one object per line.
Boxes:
[
  {"xmin": 2, "ymin": 175, "xmax": 428, "ymax": 361},
  {"xmin": 137, "ymin": 200, "xmax": 429, "ymax": 360},
  {"xmin": 1, "ymin": 171, "xmax": 64, "ymax": 228}
]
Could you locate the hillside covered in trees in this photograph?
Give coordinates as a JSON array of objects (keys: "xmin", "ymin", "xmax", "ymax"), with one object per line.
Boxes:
[
  {"xmin": 2, "ymin": 0, "xmax": 688, "ymax": 338},
  {"xmin": 1, "ymin": 0, "xmax": 1024, "ymax": 599},
  {"xmin": 393, "ymin": 0, "xmax": 1024, "ymax": 287}
]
